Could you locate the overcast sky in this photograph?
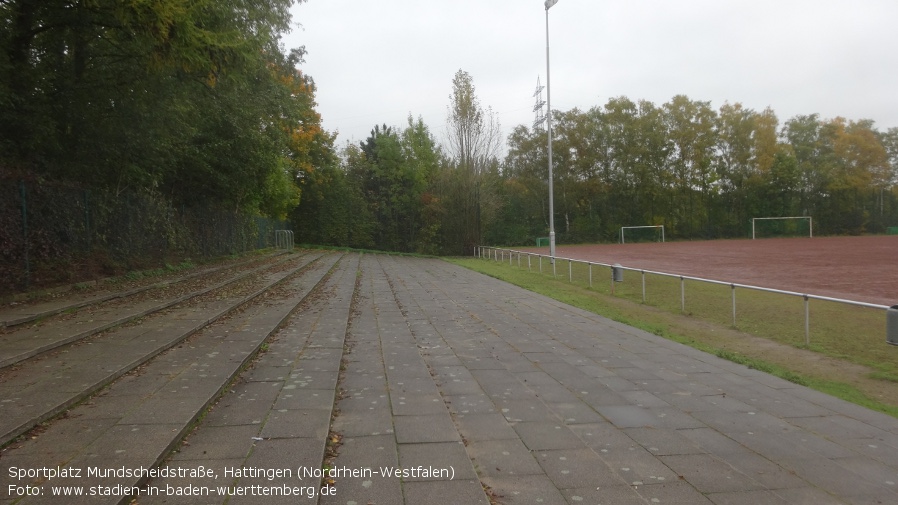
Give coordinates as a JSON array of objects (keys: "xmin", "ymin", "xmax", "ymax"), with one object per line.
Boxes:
[{"xmin": 282, "ymin": 0, "xmax": 898, "ymax": 150}]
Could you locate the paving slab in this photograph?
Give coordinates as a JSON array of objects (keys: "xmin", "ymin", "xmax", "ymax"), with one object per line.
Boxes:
[
  {"xmin": 384, "ymin": 256, "xmax": 898, "ymax": 504},
  {"xmin": 560, "ymin": 485, "xmax": 654, "ymax": 505},
  {"xmin": 481, "ymin": 474, "xmax": 568, "ymax": 505},
  {"xmin": 533, "ymin": 447, "xmax": 624, "ymax": 489},
  {"xmin": 3, "ymin": 253, "xmax": 898, "ymax": 505}
]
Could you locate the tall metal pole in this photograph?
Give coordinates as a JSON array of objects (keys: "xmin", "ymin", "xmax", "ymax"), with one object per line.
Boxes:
[{"xmin": 545, "ymin": 0, "xmax": 557, "ymax": 266}]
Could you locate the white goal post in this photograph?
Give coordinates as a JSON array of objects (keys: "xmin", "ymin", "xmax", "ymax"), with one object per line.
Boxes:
[
  {"xmin": 751, "ymin": 216, "xmax": 813, "ymax": 239},
  {"xmin": 620, "ymin": 225, "xmax": 665, "ymax": 244}
]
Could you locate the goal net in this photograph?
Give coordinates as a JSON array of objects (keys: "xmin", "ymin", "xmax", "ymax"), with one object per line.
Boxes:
[
  {"xmin": 620, "ymin": 225, "xmax": 665, "ymax": 244},
  {"xmin": 751, "ymin": 217, "xmax": 813, "ymax": 239}
]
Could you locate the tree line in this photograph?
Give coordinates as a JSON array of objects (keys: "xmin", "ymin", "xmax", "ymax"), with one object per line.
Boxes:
[
  {"xmin": 298, "ymin": 90, "xmax": 898, "ymax": 254},
  {"xmin": 498, "ymin": 97, "xmax": 898, "ymax": 244},
  {"xmin": 3, "ymin": 1, "xmax": 896, "ymax": 258}
]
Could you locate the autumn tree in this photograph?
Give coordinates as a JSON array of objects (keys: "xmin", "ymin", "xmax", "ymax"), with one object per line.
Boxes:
[
  {"xmin": 663, "ymin": 95, "xmax": 718, "ymax": 236},
  {"xmin": 441, "ymin": 70, "xmax": 502, "ymax": 254},
  {"xmin": 497, "ymin": 125, "xmax": 552, "ymax": 244},
  {"xmin": 294, "ymin": 142, "xmax": 372, "ymax": 248},
  {"xmin": 400, "ymin": 116, "xmax": 444, "ymax": 254},
  {"xmin": 0, "ymin": 0, "xmax": 316, "ymax": 218}
]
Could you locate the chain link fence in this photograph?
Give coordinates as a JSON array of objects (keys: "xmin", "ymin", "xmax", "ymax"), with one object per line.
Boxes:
[{"xmin": 1, "ymin": 179, "xmax": 289, "ymax": 296}]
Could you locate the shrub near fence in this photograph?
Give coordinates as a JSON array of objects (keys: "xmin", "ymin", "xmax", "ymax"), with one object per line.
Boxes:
[{"xmin": 0, "ymin": 179, "xmax": 289, "ymax": 296}]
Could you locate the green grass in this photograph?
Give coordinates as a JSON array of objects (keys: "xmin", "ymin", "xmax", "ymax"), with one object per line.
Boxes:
[
  {"xmin": 449, "ymin": 256, "xmax": 898, "ymax": 418},
  {"xmin": 118, "ymin": 259, "xmax": 196, "ymax": 282},
  {"xmin": 713, "ymin": 349, "xmax": 809, "ymax": 386},
  {"xmin": 870, "ymin": 371, "xmax": 898, "ymax": 383}
]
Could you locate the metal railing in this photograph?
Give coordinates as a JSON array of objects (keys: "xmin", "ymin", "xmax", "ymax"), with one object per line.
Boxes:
[
  {"xmin": 274, "ymin": 230, "xmax": 294, "ymax": 252},
  {"xmin": 476, "ymin": 246, "xmax": 892, "ymax": 347}
]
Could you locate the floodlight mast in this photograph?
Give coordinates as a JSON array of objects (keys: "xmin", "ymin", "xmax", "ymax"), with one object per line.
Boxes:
[{"xmin": 545, "ymin": 0, "xmax": 558, "ymax": 268}]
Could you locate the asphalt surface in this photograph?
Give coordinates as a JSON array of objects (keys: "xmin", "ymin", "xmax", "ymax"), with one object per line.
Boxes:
[{"xmin": 1, "ymin": 252, "xmax": 897, "ymax": 505}]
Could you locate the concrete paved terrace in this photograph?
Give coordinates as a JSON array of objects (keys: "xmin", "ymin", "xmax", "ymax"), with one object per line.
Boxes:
[{"xmin": 1, "ymin": 251, "xmax": 897, "ymax": 505}]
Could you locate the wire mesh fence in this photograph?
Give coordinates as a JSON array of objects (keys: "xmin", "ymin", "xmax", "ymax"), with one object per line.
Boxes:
[{"xmin": 1, "ymin": 179, "xmax": 289, "ymax": 296}]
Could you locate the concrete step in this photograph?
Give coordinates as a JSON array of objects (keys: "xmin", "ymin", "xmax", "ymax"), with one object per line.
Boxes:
[
  {"xmin": 0, "ymin": 253, "xmax": 349, "ymax": 505},
  {"xmin": 0, "ymin": 253, "xmax": 284, "ymax": 329},
  {"xmin": 0, "ymin": 253, "xmax": 330, "ymax": 446},
  {"xmin": 0, "ymin": 253, "xmax": 295, "ymax": 369}
]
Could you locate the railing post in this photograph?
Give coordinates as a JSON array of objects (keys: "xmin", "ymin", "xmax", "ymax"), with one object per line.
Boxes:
[
  {"xmin": 731, "ymin": 284, "xmax": 736, "ymax": 327},
  {"xmin": 680, "ymin": 276, "xmax": 685, "ymax": 312},
  {"xmin": 641, "ymin": 270, "xmax": 646, "ymax": 303},
  {"xmin": 588, "ymin": 263, "xmax": 592, "ymax": 288},
  {"xmin": 569, "ymin": 259, "xmax": 572, "ymax": 282},
  {"xmin": 804, "ymin": 295, "xmax": 810, "ymax": 346},
  {"xmin": 528, "ymin": 253, "xmax": 532, "ymax": 271},
  {"xmin": 539, "ymin": 255, "xmax": 542, "ymax": 274}
]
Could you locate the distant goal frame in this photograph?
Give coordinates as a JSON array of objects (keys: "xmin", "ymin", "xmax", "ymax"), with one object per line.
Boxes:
[
  {"xmin": 751, "ymin": 216, "xmax": 813, "ymax": 239},
  {"xmin": 620, "ymin": 225, "xmax": 665, "ymax": 244}
]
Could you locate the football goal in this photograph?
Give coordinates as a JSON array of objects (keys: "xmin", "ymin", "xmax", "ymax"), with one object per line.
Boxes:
[
  {"xmin": 620, "ymin": 225, "xmax": 665, "ymax": 244},
  {"xmin": 751, "ymin": 216, "xmax": 813, "ymax": 239}
]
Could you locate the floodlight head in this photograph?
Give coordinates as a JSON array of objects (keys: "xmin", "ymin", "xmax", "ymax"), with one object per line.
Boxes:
[{"xmin": 545, "ymin": 0, "xmax": 559, "ymax": 10}]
